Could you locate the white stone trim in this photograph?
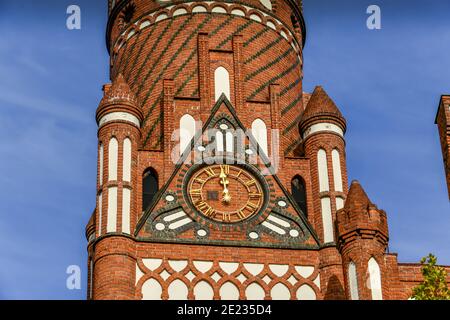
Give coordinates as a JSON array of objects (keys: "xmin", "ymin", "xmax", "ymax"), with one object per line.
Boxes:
[
  {"xmin": 303, "ymin": 123, "xmax": 344, "ymax": 139},
  {"xmin": 107, "ymin": 186, "xmax": 118, "ymax": 233},
  {"xmin": 99, "ymin": 112, "xmax": 140, "ymax": 128}
]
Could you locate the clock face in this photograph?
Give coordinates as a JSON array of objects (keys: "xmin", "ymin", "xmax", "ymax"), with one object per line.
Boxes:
[{"xmin": 187, "ymin": 164, "xmax": 265, "ymax": 223}]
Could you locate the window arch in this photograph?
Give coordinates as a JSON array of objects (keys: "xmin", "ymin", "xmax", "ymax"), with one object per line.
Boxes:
[
  {"xmin": 368, "ymin": 257, "xmax": 383, "ymax": 300},
  {"xmin": 180, "ymin": 114, "xmax": 196, "ymax": 156},
  {"xmin": 291, "ymin": 175, "xmax": 307, "ymax": 217},
  {"xmin": 225, "ymin": 131, "xmax": 234, "ymax": 152},
  {"xmin": 348, "ymin": 261, "xmax": 359, "ymax": 300},
  {"xmin": 143, "ymin": 168, "xmax": 158, "ymax": 211},
  {"xmin": 123, "ymin": 138, "xmax": 132, "ymax": 182},
  {"xmin": 252, "ymin": 118, "xmax": 268, "ymax": 156},
  {"xmin": 317, "ymin": 149, "xmax": 329, "ymax": 192},
  {"xmin": 214, "ymin": 66, "xmax": 230, "ymax": 101},
  {"xmin": 216, "ymin": 131, "xmax": 224, "ymax": 152},
  {"xmin": 331, "ymin": 149, "xmax": 343, "ymax": 192},
  {"xmin": 98, "ymin": 143, "xmax": 104, "ymax": 185},
  {"xmin": 108, "ymin": 137, "xmax": 118, "ymax": 181}
]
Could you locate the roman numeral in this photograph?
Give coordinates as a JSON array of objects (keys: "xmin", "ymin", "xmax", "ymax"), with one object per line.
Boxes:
[
  {"xmin": 237, "ymin": 210, "xmax": 247, "ymax": 220},
  {"xmin": 204, "ymin": 206, "xmax": 215, "ymax": 217},
  {"xmin": 222, "ymin": 213, "xmax": 231, "ymax": 222},
  {"xmin": 249, "ymin": 192, "xmax": 262, "ymax": 199},
  {"xmin": 246, "ymin": 202, "xmax": 258, "ymax": 211},
  {"xmin": 190, "ymin": 189, "xmax": 202, "ymax": 197},
  {"xmin": 205, "ymin": 168, "xmax": 215, "ymax": 177},
  {"xmin": 220, "ymin": 165, "xmax": 230, "ymax": 174},
  {"xmin": 195, "ymin": 178, "xmax": 206, "ymax": 184},
  {"xmin": 245, "ymin": 179, "xmax": 256, "ymax": 187},
  {"xmin": 196, "ymin": 201, "xmax": 215, "ymax": 217}
]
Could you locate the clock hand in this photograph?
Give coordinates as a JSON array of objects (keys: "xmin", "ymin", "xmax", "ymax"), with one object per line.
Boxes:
[{"xmin": 219, "ymin": 166, "xmax": 231, "ymax": 203}]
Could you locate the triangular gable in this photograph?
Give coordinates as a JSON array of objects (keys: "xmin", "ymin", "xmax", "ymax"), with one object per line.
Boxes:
[{"xmin": 135, "ymin": 94, "xmax": 320, "ymax": 248}]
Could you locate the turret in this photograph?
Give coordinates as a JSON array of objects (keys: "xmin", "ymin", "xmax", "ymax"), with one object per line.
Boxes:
[
  {"xmin": 299, "ymin": 86, "xmax": 348, "ymax": 299},
  {"xmin": 300, "ymin": 86, "xmax": 347, "ymax": 243},
  {"xmin": 336, "ymin": 180, "xmax": 389, "ymax": 300},
  {"xmin": 89, "ymin": 73, "xmax": 142, "ymax": 299}
]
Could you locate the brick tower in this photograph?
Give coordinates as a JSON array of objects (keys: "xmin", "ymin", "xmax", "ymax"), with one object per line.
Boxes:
[
  {"xmin": 86, "ymin": 0, "xmax": 450, "ymax": 300},
  {"xmin": 336, "ymin": 181, "xmax": 389, "ymax": 300}
]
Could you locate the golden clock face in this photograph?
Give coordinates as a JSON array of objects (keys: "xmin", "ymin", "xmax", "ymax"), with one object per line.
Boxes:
[{"xmin": 187, "ymin": 164, "xmax": 265, "ymax": 223}]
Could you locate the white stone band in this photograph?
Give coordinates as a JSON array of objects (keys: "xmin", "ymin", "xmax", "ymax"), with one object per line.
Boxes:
[
  {"xmin": 303, "ymin": 123, "xmax": 344, "ymax": 139},
  {"xmin": 99, "ymin": 112, "xmax": 140, "ymax": 128}
]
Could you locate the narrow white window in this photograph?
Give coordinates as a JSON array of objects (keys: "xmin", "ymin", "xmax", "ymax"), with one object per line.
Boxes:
[
  {"xmin": 225, "ymin": 131, "xmax": 234, "ymax": 152},
  {"xmin": 348, "ymin": 262, "xmax": 359, "ymax": 300},
  {"xmin": 179, "ymin": 114, "xmax": 196, "ymax": 156},
  {"xmin": 216, "ymin": 131, "xmax": 224, "ymax": 152},
  {"xmin": 321, "ymin": 197, "xmax": 333, "ymax": 243},
  {"xmin": 252, "ymin": 119, "xmax": 268, "ymax": 155},
  {"xmin": 123, "ymin": 138, "xmax": 132, "ymax": 182},
  {"xmin": 122, "ymin": 188, "xmax": 131, "ymax": 234},
  {"xmin": 259, "ymin": 0, "xmax": 272, "ymax": 10},
  {"xmin": 332, "ymin": 149, "xmax": 343, "ymax": 192},
  {"xmin": 89, "ymin": 259, "xmax": 93, "ymax": 299},
  {"xmin": 97, "ymin": 192, "xmax": 103, "ymax": 236},
  {"xmin": 107, "ymin": 187, "xmax": 118, "ymax": 233},
  {"xmin": 99, "ymin": 143, "xmax": 103, "ymax": 186},
  {"xmin": 108, "ymin": 137, "xmax": 118, "ymax": 181},
  {"xmin": 336, "ymin": 197, "xmax": 345, "ymax": 210},
  {"xmin": 318, "ymin": 149, "xmax": 329, "ymax": 192},
  {"xmin": 214, "ymin": 66, "xmax": 230, "ymax": 101},
  {"xmin": 368, "ymin": 257, "xmax": 383, "ymax": 300}
]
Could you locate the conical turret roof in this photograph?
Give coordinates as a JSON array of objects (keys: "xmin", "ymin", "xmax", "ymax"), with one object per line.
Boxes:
[
  {"xmin": 300, "ymin": 86, "xmax": 346, "ymax": 129},
  {"xmin": 99, "ymin": 73, "xmax": 138, "ymax": 107},
  {"xmin": 344, "ymin": 180, "xmax": 373, "ymax": 212}
]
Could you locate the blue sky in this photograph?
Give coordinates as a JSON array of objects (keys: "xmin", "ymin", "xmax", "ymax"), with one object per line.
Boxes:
[{"xmin": 0, "ymin": 0, "xmax": 448, "ymax": 299}]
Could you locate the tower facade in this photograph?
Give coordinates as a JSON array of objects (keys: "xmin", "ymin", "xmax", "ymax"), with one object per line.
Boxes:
[{"xmin": 86, "ymin": 0, "xmax": 450, "ymax": 300}]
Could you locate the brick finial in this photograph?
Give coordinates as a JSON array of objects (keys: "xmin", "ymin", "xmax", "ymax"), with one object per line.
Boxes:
[
  {"xmin": 96, "ymin": 73, "xmax": 143, "ymax": 126},
  {"xmin": 336, "ymin": 180, "xmax": 389, "ymax": 251}
]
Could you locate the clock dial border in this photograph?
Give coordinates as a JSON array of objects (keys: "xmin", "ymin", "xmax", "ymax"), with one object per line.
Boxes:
[{"xmin": 181, "ymin": 161, "xmax": 271, "ymax": 227}]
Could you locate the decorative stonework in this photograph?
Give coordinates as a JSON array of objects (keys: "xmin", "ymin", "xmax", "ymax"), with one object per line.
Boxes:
[
  {"xmin": 136, "ymin": 258, "xmax": 320, "ymax": 300},
  {"xmin": 111, "ymin": 2, "xmax": 302, "ymax": 63}
]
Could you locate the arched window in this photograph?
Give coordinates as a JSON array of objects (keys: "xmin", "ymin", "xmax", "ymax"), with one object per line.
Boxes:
[
  {"xmin": 317, "ymin": 149, "xmax": 329, "ymax": 192},
  {"xmin": 368, "ymin": 257, "xmax": 383, "ymax": 300},
  {"xmin": 123, "ymin": 138, "xmax": 132, "ymax": 182},
  {"xmin": 214, "ymin": 66, "xmax": 230, "ymax": 101},
  {"xmin": 348, "ymin": 262, "xmax": 359, "ymax": 300},
  {"xmin": 259, "ymin": 0, "xmax": 272, "ymax": 10},
  {"xmin": 225, "ymin": 131, "xmax": 234, "ymax": 152},
  {"xmin": 98, "ymin": 143, "xmax": 104, "ymax": 186},
  {"xmin": 291, "ymin": 175, "xmax": 307, "ymax": 217},
  {"xmin": 143, "ymin": 168, "xmax": 158, "ymax": 211},
  {"xmin": 108, "ymin": 137, "xmax": 118, "ymax": 181},
  {"xmin": 252, "ymin": 119, "xmax": 268, "ymax": 156},
  {"xmin": 332, "ymin": 149, "xmax": 343, "ymax": 192},
  {"xmin": 216, "ymin": 131, "xmax": 224, "ymax": 152},
  {"xmin": 180, "ymin": 114, "xmax": 196, "ymax": 156}
]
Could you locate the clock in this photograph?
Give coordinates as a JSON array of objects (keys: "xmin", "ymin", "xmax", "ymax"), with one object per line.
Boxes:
[{"xmin": 186, "ymin": 164, "xmax": 265, "ymax": 223}]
